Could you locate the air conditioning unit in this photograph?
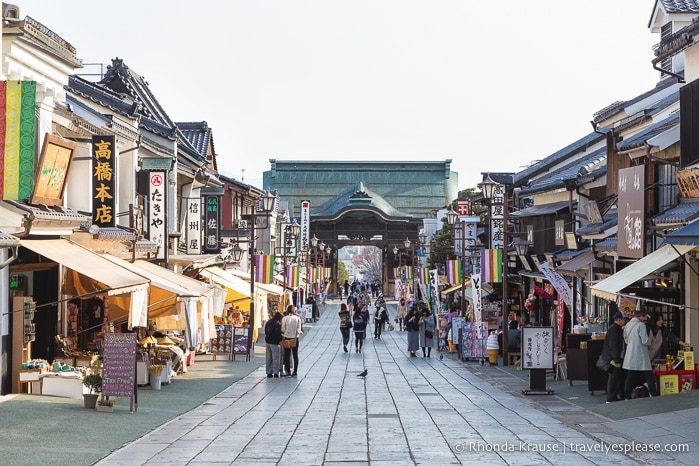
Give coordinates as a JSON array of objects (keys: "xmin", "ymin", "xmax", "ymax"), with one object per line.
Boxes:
[{"xmin": 237, "ymin": 220, "xmax": 248, "ymax": 229}]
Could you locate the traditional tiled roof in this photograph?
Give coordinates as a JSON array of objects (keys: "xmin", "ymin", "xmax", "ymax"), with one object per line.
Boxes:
[
  {"xmin": 653, "ymin": 199, "xmax": 699, "ymax": 225},
  {"xmin": 664, "ymin": 219, "xmax": 699, "ymax": 245},
  {"xmin": 313, "ymin": 182, "xmax": 414, "ymax": 220},
  {"xmin": 3, "ymin": 15, "xmax": 82, "ymax": 67},
  {"xmin": 657, "ymin": 0, "xmax": 699, "ymax": 14},
  {"xmin": 577, "ymin": 211, "xmax": 618, "ymax": 236},
  {"xmin": 592, "ymin": 78, "xmax": 677, "ymax": 124},
  {"xmin": 517, "ymin": 147, "xmax": 606, "ymax": 195},
  {"xmin": 178, "ymin": 122, "xmax": 211, "ymax": 156},
  {"xmin": 513, "ymin": 132, "xmax": 606, "ymax": 188},
  {"xmin": 616, "ymin": 112, "xmax": 680, "ymax": 152}
]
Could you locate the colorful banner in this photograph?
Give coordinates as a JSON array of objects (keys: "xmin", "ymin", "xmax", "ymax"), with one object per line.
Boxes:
[
  {"xmin": 285, "ymin": 265, "xmax": 300, "ymax": 288},
  {"xmin": 418, "ymin": 267, "xmax": 429, "ymax": 285},
  {"xmin": 255, "ymin": 255, "xmax": 275, "ymax": 284},
  {"xmin": 394, "ymin": 267, "xmax": 401, "ymax": 279},
  {"xmin": 480, "ymin": 249, "xmax": 502, "ymax": 283},
  {"xmin": 445, "ymin": 260, "xmax": 462, "ymax": 284},
  {"xmin": 0, "ymin": 81, "xmax": 37, "ymax": 200},
  {"xmin": 403, "ymin": 266, "xmax": 414, "ymax": 280}
]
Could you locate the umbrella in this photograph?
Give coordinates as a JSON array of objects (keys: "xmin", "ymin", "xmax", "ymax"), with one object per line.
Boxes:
[{"xmin": 533, "ymin": 285, "xmax": 554, "ymax": 300}]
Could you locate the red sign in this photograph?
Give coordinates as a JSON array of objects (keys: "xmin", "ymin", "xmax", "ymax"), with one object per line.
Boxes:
[{"xmin": 457, "ymin": 201, "xmax": 470, "ymax": 216}]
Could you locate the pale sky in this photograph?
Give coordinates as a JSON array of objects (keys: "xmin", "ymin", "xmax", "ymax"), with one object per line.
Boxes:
[{"xmin": 17, "ymin": 0, "xmax": 660, "ymax": 191}]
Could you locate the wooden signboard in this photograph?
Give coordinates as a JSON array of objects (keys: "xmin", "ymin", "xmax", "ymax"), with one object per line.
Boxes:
[
  {"xmin": 102, "ymin": 333, "xmax": 137, "ymax": 412},
  {"xmin": 233, "ymin": 327, "xmax": 251, "ymax": 361},
  {"xmin": 211, "ymin": 324, "xmax": 233, "ymax": 360},
  {"xmin": 30, "ymin": 134, "xmax": 76, "ymax": 206}
]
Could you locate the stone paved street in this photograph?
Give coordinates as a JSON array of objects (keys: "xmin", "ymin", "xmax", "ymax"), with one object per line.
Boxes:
[{"xmin": 95, "ymin": 302, "xmax": 683, "ymax": 465}]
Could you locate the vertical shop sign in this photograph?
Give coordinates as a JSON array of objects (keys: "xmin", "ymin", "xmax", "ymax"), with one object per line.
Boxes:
[
  {"xmin": 203, "ymin": 195, "xmax": 220, "ymax": 253},
  {"xmin": 489, "ymin": 183, "xmax": 505, "ymax": 249},
  {"xmin": 92, "ymin": 135, "xmax": 115, "ymax": 227},
  {"xmin": 149, "ymin": 172, "xmax": 166, "ymax": 260},
  {"xmin": 186, "ymin": 198, "xmax": 201, "ymax": 254},
  {"xmin": 300, "ymin": 200, "xmax": 310, "ymax": 251},
  {"xmin": 618, "ymin": 165, "xmax": 645, "ymax": 259}
]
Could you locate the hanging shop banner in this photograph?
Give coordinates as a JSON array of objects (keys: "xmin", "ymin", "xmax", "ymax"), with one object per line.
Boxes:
[
  {"xmin": 557, "ymin": 298, "xmax": 565, "ymax": 347},
  {"xmin": 454, "ymin": 216, "xmax": 479, "ymax": 257},
  {"xmin": 489, "ymin": 183, "xmax": 505, "ymax": 250},
  {"xmin": 471, "ymin": 273, "xmax": 483, "ymax": 325},
  {"xmin": 91, "ymin": 135, "xmax": 116, "ymax": 228},
  {"xmin": 300, "ymin": 200, "xmax": 310, "ymax": 252},
  {"xmin": 446, "ymin": 260, "xmax": 461, "ymax": 285},
  {"xmin": 537, "ymin": 261, "xmax": 572, "ymax": 307},
  {"xmin": 618, "ymin": 165, "xmax": 645, "ymax": 259},
  {"xmin": 203, "ymin": 195, "xmax": 220, "ymax": 254},
  {"xmin": 429, "ymin": 269, "xmax": 441, "ymax": 311},
  {"xmin": 255, "ymin": 255, "xmax": 275, "ymax": 284},
  {"xmin": 30, "ymin": 134, "xmax": 75, "ymax": 206},
  {"xmin": 480, "ymin": 249, "xmax": 502, "ymax": 283},
  {"xmin": 149, "ymin": 172, "xmax": 166, "ymax": 260},
  {"xmin": 186, "ymin": 198, "xmax": 201, "ymax": 254},
  {"xmin": 0, "ymin": 80, "xmax": 36, "ymax": 201},
  {"xmin": 521, "ymin": 326, "xmax": 554, "ymax": 370},
  {"xmin": 461, "ymin": 322, "xmax": 486, "ymax": 360}
]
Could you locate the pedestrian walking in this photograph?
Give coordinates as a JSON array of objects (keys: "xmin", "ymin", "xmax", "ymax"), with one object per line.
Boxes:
[
  {"xmin": 282, "ymin": 305, "xmax": 301, "ymax": 377},
  {"xmin": 601, "ymin": 311, "xmax": 628, "ymax": 402},
  {"xmin": 623, "ymin": 308, "xmax": 657, "ymax": 397},
  {"xmin": 265, "ymin": 311, "xmax": 283, "ymax": 378},
  {"xmin": 373, "ymin": 303, "xmax": 387, "ymax": 339},
  {"xmin": 405, "ymin": 304, "xmax": 420, "ymax": 357},
  {"xmin": 396, "ymin": 297, "xmax": 407, "ymax": 331},
  {"xmin": 338, "ymin": 303, "xmax": 352, "ymax": 352},
  {"xmin": 419, "ymin": 308, "xmax": 435, "ymax": 357},
  {"xmin": 352, "ymin": 307, "xmax": 367, "ymax": 353}
]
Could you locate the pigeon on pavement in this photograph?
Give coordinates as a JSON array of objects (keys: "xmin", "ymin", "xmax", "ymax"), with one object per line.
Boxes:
[
  {"xmin": 439, "ymin": 354, "xmax": 443, "ymax": 361},
  {"xmin": 357, "ymin": 369, "xmax": 368, "ymax": 377}
]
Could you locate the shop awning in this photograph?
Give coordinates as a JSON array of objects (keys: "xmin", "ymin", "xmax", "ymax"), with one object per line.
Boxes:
[
  {"xmin": 199, "ymin": 266, "xmax": 250, "ymax": 303},
  {"xmin": 509, "ymin": 201, "xmax": 569, "ymax": 218},
  {"xmin": 168, "ymin": 253, "xmax": 220, "ymax": 269},
  {"xmin": 226, "ymin": 269, "xmax": 284, "ymax": 295},
  {"xmin": 20, "ymin": 239, "xmax": 148, "ymax": 296},
  {"xmin": 441, "ymin": 282, "xmax": 494, "ymax": 300},
  {"xmin": 133, "ymin": 260, "xmax": 217, "ymax": 299},
  {"xmin": 664, "ymin": 219, "xmax": 699, "ymax": 246},
  {"xmin": 556, "ymin": 250, "xmax": 596, "ymax": 276},
  {"xmin": 591, "ymin": 244, "xmax": 695, "ymax": 301}
]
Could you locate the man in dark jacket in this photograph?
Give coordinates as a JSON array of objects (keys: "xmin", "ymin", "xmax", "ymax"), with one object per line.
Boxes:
[
  {"xmin": 264, "ymin": 312, "xmax": 283, "ymax": 378},
  {"xmin": 602, "ymin": 311, "xmax": 628, "ymax": 402}
]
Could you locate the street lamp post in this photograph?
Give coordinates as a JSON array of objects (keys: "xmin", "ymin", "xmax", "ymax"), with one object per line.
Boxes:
[
  {"xmin": 404, "ymin": 238, "xmax": 417, "ymax": 302},
  {"xmin": 480, "ymin": 175, "xmax": 510, "ymax": 366},
  {"xmin": 248, "ymin": 191, "xmax": 276, "ymax": 353},
  {"xmin": 281, "ymin": 220, "xmax": 301, "ymax": 311}
]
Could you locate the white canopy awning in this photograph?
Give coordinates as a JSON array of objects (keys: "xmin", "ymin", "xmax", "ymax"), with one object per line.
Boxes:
[
  {"xmin": 591, "ymin": 244, "xmax": 695, "ymax": 301},
  {"xmin": 20, "ymin": 239, "xmax": 148, "ymax": 296}
]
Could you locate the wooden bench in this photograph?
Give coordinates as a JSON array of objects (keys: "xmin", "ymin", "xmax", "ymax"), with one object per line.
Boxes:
[{"xmin": 507, "ymin": 352, "xmax": 521, "ymax": 365}]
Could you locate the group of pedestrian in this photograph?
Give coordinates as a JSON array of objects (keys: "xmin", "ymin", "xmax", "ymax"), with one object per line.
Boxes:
[
  {"xmin": 265, "ymin": 305, "xmax": 302, "ymax": 378},
  {"xmin": 601, "ymin": 308, "xmax": 689, "ymax": 402},
  {"xmin": 404, "ymin": 303, "xmax": 435, "ymax": 357}
]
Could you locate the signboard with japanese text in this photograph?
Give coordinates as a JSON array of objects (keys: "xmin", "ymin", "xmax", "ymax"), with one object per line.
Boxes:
[
  {"xmin": 618, "ymin": 165, "xmax": 645, "ymax": 259},
  {"xmin": 186, "ymin": 198, "xmax": 201, "ymax": 254},
  {"xmin": 456, "ymin": 200, "xmax": 470, "ymax": 216},
  {"xmin": 300, "ymin": 200, "xmax": 310, "ymax": 252},
  {"xmin": 522, "ymin": 326, "xmax": 554, "ymax": 370},
  {"xmin": 203, "ymin": 196, "xmax": 220, "ymax": 254},
  {"xmin": 102, "ymin": 333, "xmax": 136, "ymax": 398},
  {"xmin": 454, "ymin": 215, "xmax": 479, "ymax": 257},
  {"xmin": 460, "ymin": 322, "xmax": 487, "ymax": 360},
  {"xmin": 538, "ymin": 261, "xmax": 573, "ymax": 307},
  {"xmin": 30, "ymin": 134, "xmax": 76, "ymax": 206},
  {"xmin": 149, "ymin": 172, "xmax": 166, "ymax": 259},
  {"xmin": 91, "ymin": 135, "xmax": 115, "ymax": 227},
  {"xmin": 489, "ymin": 183, "xmax": 505, "ymax": 249},
  {"xmin": 555, "ymin": 220, "xmax": 565, "ymax": 246}
]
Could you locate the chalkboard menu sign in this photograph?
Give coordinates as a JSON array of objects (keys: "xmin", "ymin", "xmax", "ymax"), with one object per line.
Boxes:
[
  {"xmin": 102, "ymin": 333, "xmax": 136, "ymax": 401},
  {"xmin": 211, "ymin": 324, "xmax": 233, "ymax": 355},
  {"xmin": 233, "ymin": 327, "xmax": 251, "ymax": 361},
  {"xmin": 522, "ymin": 326, "xmax": 554, "ymax": 369}
]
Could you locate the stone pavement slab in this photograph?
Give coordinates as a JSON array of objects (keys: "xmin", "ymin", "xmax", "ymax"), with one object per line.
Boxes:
[{"xmin": 97, "ymin": 301, "xmax": 667, "ymax": 465}]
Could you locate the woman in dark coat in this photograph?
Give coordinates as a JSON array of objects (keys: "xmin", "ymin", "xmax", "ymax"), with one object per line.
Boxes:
[{"xmin": 405, "ymin": 305, "xmax": 421, "ymax": 357}]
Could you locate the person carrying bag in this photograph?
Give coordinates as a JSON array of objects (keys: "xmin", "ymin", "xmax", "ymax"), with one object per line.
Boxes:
[{"xmin": 281, "ymin": 305, "xmax": 301, "ymax": 377}]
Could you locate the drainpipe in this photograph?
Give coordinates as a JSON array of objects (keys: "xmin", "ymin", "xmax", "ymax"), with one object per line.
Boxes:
[{"xmin": 0, "ymin": 244, "xmax": 19, "ymax": 270}]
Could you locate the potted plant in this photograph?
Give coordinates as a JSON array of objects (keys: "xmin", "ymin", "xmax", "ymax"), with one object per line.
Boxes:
[
  {"xmin": 82, "ymin": 358, "xmax": 102, "ymax": 409},
  {"xmin": 96, "ymin": 397, "xmax": 114, "ymax": 413}
]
